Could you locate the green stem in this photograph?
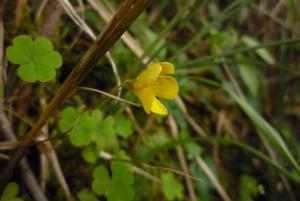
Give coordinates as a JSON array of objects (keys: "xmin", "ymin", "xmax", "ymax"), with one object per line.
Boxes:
[{"xmin": 178, "ymin": 37, "xmax": 300, "ymax": 68}]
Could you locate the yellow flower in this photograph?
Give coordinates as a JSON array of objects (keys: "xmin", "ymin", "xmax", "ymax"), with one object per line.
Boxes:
[{"xmin": 130, "ymin": 62, "xmax": 179, "ymax": 115}]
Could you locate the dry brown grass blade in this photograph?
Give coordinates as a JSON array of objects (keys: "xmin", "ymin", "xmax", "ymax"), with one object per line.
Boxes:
[
  {"xmin": 168, "ymin": 115, "xmax": 197, "ymax": 201},
  {"xmin": 196, "ymin": 156, "xmax": 232, "ymax": 201},
  {"xmin": 0, "ymin": 0, "xmax": 153, "ymax": 186}
]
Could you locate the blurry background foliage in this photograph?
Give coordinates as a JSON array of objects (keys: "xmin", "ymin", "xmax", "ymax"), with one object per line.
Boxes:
[{"xmin": 2, "ymin": 0, "xmax": 300, "ymax": 201}]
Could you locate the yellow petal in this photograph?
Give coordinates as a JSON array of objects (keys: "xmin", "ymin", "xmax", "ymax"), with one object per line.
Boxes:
[
  {"xmin": 133, "ymin": 87, "xmax": 155, "ymax": 114},
  {"xmin": 135, "ymin": 63, "xmax": 162, "ymax": 87},
  {"xmin": 151, "ymin": 76, "xmax": 179, "ymax": 99},
  {"xmin": 159, "ymin": 62, "xmax": 174, "ymax": 75},
  {"xmin": 151, "ymin": 98, "xmax": 168, "ymax": 115}
]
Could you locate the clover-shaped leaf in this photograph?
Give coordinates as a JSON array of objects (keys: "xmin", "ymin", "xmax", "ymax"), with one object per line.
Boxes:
[
  {"xmin": 58, "ymin": 107, "xmax": 79, "ymax": 132},
  {"xmin": 92, "ymin": 166, "xmax": 111, "ymax": 195},
  {"xmin": 93, "ymin": 116, "xmax": 118, "ymax": 151},
  {"xmin": 82, "ymin": 146, "xmax": 98, "ymax": 164},
  {"xmin": 69, "ymin": 113, "xmax": 94, "ymax": 147},
  {"xmin": 161, "ymin": 173, "xmax": 183, "ymax": 200},
  {"xmin": 6, "ymin": 35, "xmax": 63, "ymax": 83},
  {"xmin": 92, "ymin": 152, "xmax": 134, "ymax": 201},
  {"xmin": 77, "ymin": 189, "xmax": 99, "ymax": 201},
  {"xmin": 0, "ymin": 182, "xmax": 24, "ymax": 201},
  {"xmin": 115, "ymin": 115, "xmax": 133, "ymax": 139},
  {"xmin": 58, "ymin": 107, "xmax": 94, "ymax": 147}
]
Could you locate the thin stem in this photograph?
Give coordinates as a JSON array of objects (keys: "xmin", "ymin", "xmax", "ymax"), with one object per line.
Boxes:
[{"xmin": 78, "ymin": 86, "xmax": 141, "ymax": 107}]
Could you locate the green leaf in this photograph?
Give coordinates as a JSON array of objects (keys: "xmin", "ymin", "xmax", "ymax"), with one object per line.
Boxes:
[
  {"xmin": 189, "ymin": 162, "xmax": 213, "ymax": 201},
  {"xmin": 115, "ymin": 115, "xmax": 133, "ymax": 138},
  {"xmin": 241, "ymin": 36, "xmax": 275, "ymax": 66},
  {"xmin": 239, "ymin": 175, "xmax": 264, "ymax": 201},
  {"xmin": 6, "ymin": 35, "xmax": 32, "ymax": 64},
  {"xmin": 237, "ymin": 55, "xmax": 260, "ymax": 96},
  {"xmin": 91, "ymin": 152, "xmax": 134, "ymax": 201},
  {"xmin": 161, "ymin": 173, "xmax": 183, "ymax": 200},
  {"xmin": 69, "ymin": 113, "xmax": 94, "ymax": 147},
  {"xmin": 59, "ymin": 107, "xmax": 95, "ymax": 147},
  {"xmin": 224, "ymin": 86, "xmax": 300, "ymax": 174},
  {"xmin": 92, "ymin": 166, "xmax": 111, "ymax": 196},
  {"xmin": 8, "ymin": 199, "xmax": 23, "ymax": 201},
  {"xmin": 77, "ymin": 189, "xmax": 99, "ymax": 201},
  {"xmin": 90, "ymin": 109, "xmax": 103, "ymax": 123},
  {"xmin": 135, "ymin": 145, "xmax": 154, "ymax": 163},
  {"xmin": 111, "ymin": 161, "xmax": 134, "ymax": 186},
  {"xmin": 58, "ymin": 107, "xmax": 79, "ymax": 132},
  {"xmin": 0, "ymin": 182, "xmax": 21, "ymax": 201},
  {"xmin": 239, "ymin": 63, "xmax": 259, "ymax": 96},
  {"xmin": 184, "ymin": 142, "xmax": 202, "ymax": 160},
  {"xmin": 82, "ymin": 146, "xmax": 98, "ymax": 164},
  {"xmin": 143, "ymin": 130, "xmax": 170, "ymax": 149},
  {"xmin": 94, "ymin": 116, "xmax": 118, "ymax": 150},
  {"xmin": 6, "ymin": 35, "xmax": 63, "ymax": 83},
  {"xmin": 107, "ymin": 185, "xmax": 133, "ymax": 201}
]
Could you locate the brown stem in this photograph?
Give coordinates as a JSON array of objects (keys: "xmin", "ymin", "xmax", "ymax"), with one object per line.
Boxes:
[{"xmin": 0, "ymin": 0, "xmax": 153, "ymax": 186}]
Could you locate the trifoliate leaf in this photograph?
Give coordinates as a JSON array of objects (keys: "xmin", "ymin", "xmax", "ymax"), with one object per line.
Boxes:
[
  {"xmin": 111, "ymin": 161, "xmax": 134, "ymax": 186},
  {"xmin": 77, "ymin": 189, "xmax": 99, "ymax": 201},
  {"xmin": 92, "ymin": 166, "xmax": 111, "ymax": 195},
  {"xmin": 93, "ymin": 116, "xmax": 118, "ymax": 150},
  {"xmin": 6, "ymin": 35, "xmax": 63, "ymax": 82},
  {"xmin": 69, "ymin": 113, "xmax": 94, "ymax": 147},
  {"xmin": 161, "ymin": 173, "xmax": 183, "ymax": 200},
  {"xmin": 91, "ymin": 152, "xmax": 134, "ymax": 201},
  {"xmin": 135, "ymin": 145, "xmax": 154, "ymax": 163},
  {"xmin": 82, "ymin": 146, "xmax": 98, "ymax": 164},
  {"xmin": 115, "ymin": 115, "xmax": 133, "ymax": 138},
  {"xmin": 90, "ymin": 109, "xmax": 103, "ymax": 123},
  {"xmin": 58, "ymin": 107, "xmax": 79, "ymax": 132},
  {"xmin": 107, "ymin": 184, "xmax": 133, "ymax": 201},
  {"xmin": 59, "ymin": 107, "xmax": 94, "ymax": 146},
  {"xmin": 0, "ymin": 182, "xmax": 23, "ymax": 201}
]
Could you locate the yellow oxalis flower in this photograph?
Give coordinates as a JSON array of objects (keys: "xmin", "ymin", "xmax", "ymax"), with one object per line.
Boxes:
[{"xmin": 130, "ymin": 62, "xmax": 179, "ymax": 115}]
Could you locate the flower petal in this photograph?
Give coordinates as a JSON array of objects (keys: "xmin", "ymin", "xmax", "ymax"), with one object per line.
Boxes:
[
  {"xmin": 151, "ymin": 98, "xmax": 168, "ymax": 115},
  {"xmin": 151, "ymin": 76, "xmax": 179, "ymax": 99},
  {"xmin": 159, "ymin": 62, "xmax": 174, "ymax": 75},
  {"xmin": 135, "ymin": 63, "xmax": 162, "ymax": 87},
  {"xmin": 133, "ymin": 87, "xmax": 155, "ymax": 114}
]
